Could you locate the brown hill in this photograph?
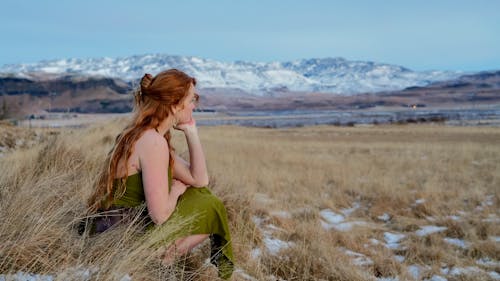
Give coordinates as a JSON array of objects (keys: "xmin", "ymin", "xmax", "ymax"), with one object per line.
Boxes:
[
  {"xmin": 0, "ymin": 75, "xmax": 133, "ymax": 118},
  {"xmin": 1, "ymin": 70, "xmax": 499, "ymax": 118}
]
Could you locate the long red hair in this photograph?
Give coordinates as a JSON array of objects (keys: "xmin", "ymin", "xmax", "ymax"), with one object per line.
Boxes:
[{"xmin": 88, "ymin": 69, "xmax": 197, "ymax": 212}]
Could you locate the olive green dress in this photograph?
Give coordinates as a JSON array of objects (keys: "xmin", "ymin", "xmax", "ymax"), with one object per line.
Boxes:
[{"xmin": 112, "ymin": 170, "xmax": 234, "ymax": 279}]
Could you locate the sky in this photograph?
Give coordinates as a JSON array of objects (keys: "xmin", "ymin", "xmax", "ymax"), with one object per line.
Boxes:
[{"xmin": 1, "ymin": 0, "xmax": 499, "ymax": 72}]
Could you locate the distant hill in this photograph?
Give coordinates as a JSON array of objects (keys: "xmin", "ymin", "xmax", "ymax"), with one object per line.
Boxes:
[
  {"xmin": 0, "ymin": 54, "xmax": 463, "ymax": 95},
  {"xmin": 0, "ymin": 75, "xmax": 133, "ymax": 118},
  {"xmin": 1, "ymin": 70, "xmax": 498, "ymax": 118}
]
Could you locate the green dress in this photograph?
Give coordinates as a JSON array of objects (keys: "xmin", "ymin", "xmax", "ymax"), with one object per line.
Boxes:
[{"xmin": 112, "ymin": 170, "xmax": 234, "ymax": 279}]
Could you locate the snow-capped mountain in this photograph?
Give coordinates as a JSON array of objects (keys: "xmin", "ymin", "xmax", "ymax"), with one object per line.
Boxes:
[{"xmin": 0, "ymin": 54, "xmax": 464, "ymax": 95}]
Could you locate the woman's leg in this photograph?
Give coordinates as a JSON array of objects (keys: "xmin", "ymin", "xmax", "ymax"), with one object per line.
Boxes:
[{"xmin": 162, "ymin": 234, "xmax": 209, "ymax": 265}]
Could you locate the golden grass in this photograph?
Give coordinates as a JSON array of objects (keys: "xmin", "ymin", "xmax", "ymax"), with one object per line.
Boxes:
[{"xmin": 1, "ymin": 121, "xmax": 499, "ymax": 280}]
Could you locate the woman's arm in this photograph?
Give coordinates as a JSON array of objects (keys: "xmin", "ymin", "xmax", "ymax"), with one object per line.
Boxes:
[
  {"xmin": 173, "ymin": 119, "xmax": 209, "ymax": 187},
  {"xmin": 138, "ymin": 130, "xmax": 186, "ymax": 225}
]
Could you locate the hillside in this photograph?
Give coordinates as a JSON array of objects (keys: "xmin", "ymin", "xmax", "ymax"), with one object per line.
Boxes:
[{"xmin": 0, "ymin": 71, "xmax": 499, "ymax": 119}]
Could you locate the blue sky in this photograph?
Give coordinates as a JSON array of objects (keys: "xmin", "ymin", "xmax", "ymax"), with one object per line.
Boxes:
[{"xmin": 1, "ymin": 0, "xmax": 499, "ymax": 71}]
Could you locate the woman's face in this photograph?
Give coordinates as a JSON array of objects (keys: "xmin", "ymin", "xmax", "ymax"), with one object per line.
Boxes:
[{"xmin": 175, "ymin": 83, "xmax": 198, "ymax": 124}]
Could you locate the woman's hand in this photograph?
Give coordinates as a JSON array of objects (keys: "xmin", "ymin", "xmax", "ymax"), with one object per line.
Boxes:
[
  {"xmin": 174, "ymin": 117, "xmax": 196, "ymax": 132},
  {"xmin": 170, "ymin": 179, "xmax": 188, "ymax": 197}
]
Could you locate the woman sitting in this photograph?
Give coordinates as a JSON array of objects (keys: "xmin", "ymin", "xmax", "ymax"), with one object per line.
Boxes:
[{"xmin": 87, "ymin": 69, "xmax": 233, "ymax": 279}]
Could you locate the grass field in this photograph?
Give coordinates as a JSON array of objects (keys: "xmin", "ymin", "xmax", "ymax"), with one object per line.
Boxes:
[{"xmin": 0, "ymin": 120, "xmax": 499, "ymax": 280}]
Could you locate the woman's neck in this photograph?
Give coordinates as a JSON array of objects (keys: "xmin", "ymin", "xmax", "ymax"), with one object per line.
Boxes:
[{"xmin": 156, "ymin": 115, "xmax": 176, "ymax": 136}]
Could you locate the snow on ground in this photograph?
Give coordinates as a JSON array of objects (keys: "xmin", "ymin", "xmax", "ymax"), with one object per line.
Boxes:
[
  {"xmin": 377, "ymin": 213, "xmax": 391, "ymax": 222},
  {"xmin": 415, "ymin": 225, "xmax": 448, "ymax": 236},
  {"xmin": 414, "ymin": 198, "xmax": 426, "ymax": 205},
  {"xmin": 233, "ymin": 268, "xmax": 259, "ymax": 281},
  {"xmin": 319, "ymin": 208, "xmax": 370, "ymax": 231},
  {"xmin": 443, "ymin": 237, "xmax": 470, "ymax": 249},
  {"xmin": 384, "ymin": 232, "xmax": 406, "ymax": 249},
  {"xmin": 476, "ymin": 257, "xmax": 500, "ymax": 267},
  {"xmin": 424, "ymin": 275, "xmax": 447, "ymax": 281},
  {"xmin": 250, "ymin": 248, "xmax": 261, "ymax": 259},
  {"xmin": 476, "ymin": 194, "xmax": 495, "ymax": 211},
  {"xmin": 340, "ymin": 202, "xmax": 361, "ymax": 216},
  {"xmin": 262, "ymin": 237, "xmax": 295, "ymax": 255},
  {"xmin": 251, "ymin": 215, "xmax": 295, "ymax": 256},
  {"xmin": 490, "ymin": 271, "xmax": 500, "ymax": 280},
  {"xmin": 408, "ymin": 264, "xmax": 433, "ymax": 280},
  {"xmin": 319, "ymin": 209, "xmax": 345, "ymax": 225},
  {"xmin": 446, "ymin": 215, "xmax": 461, "ymax": 221},
  {"xmin": 340, "ymin": 248, "xmax": 373, "ymax": 266},
  {"xmin": 394, "ymin": 255, "xmax": 405, "ymax": 262},
  {"xmin": 3, "ymin": 192, "xmax": 497, "ymax": 281},
  {"xmin": 254, "ymin": 193, "xmax": 275, "ymax": 205},
  {"xmin": 0, "ymin": 269, "xmax": 130, "ymax": 281},
  {"xmin": 483, "ymin": 214, "xmax": 500, "ymax": 223},
  {"xmin": 439, "ymin": 264, "xmax": 500, "ymax": 280},
  {"xmin": 0, "ymin": 272, "xmax": 54, "ymax": 281},
  {"xmin": 269, "ymin": 210, "xmax": 292, "ymax": 219}
]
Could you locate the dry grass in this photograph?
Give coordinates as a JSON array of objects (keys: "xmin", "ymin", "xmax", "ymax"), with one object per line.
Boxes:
[{"xmin": 1, "ymin": 120, "xmax": 499, "ymax": 280}]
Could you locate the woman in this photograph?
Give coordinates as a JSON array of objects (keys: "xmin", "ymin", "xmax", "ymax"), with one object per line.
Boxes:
[{"xmin": 87, "ymin": 69, "xmax": 233, "ymax": 279}]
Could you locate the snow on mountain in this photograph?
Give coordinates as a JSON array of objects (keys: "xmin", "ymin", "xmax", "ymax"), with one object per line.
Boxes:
[{"xmin": 0, "ymin": 54, "xmax": 464, "ymax": 95}]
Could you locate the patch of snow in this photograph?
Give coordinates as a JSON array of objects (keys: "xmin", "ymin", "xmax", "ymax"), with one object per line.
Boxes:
[
  {"xmin": 408, "ymin": 264, "xmax": 431, "ymax": 280},
  {"xmin": 489, "ymin": 271, "xmax": 500, "ymax": 280},
  {"xmin": 254, "ymin": 193, "xmax": 274, "ymax": 205},
  {"xmin": 269, "ymin": 210, "xmax": 292, "ymax": 219},
  {"xmin": 490, "ymin": 236, "xmax": 500, "ymax": 242},
  {"xmin": 264, "ymin": 224, "xmax": 285, "ymax": 233},
  {"xmin": 320, "ymin": 209, "xmax": 370, "ymax": 231},
  {"xmin": 320, "ymin": 209, "xmax": 345, "ymax": 224},
  {"xmin": 446, "ymin": 215, "xmax": 461, "ymax": 221},
  {"xmin": 0, "ymin": 267, "xmax": 102, "ymax": 281},
  {"xmin": 57, "ymin": 266, "xmax": 98, "ymax": 281},
  {"xmin": 340, "ymin": 202, "xmax": 361, "ymax": 216},
  {"xmin": 384, "ymin": 232, "xmax": 406, "ymax": 249},
  {"xmin": 377, "ymin": 213, "xmax": 391, "ymax": 222},
  {"xmin": 251, "ymin": 248, "xmax": 261, "ymax": 259},
  {"xmin": 440, "ymin": 266, "xmax": 450, "ymax": 275},
  {"xmin": 408, "ymin": 264, "xmax": 423, "ymax": 280},
  {"xmin": 416, "ymin": 225, "xmax": 447, "ymax": 236},
  {"xmin": 394, "ymin": 255, "xmax": 406, "ymax": 263},
  {"xmin": 341, "ymin": 248, "xmax": 373, "ymax": 266},
  {"xmin": 476, "ymin": 257, "xmax": 500, "ymax": 267},
  {"xmin": 251, "ymin": 216, "xmax": 265, "ymax": 226},
  {"xmin": 482, "ymin": 195, "xmax": 494, "ymax": 207},
  {"xmin": 234, "ymin": 268, "xmax": 259, "ymax": 281},
  {"xmin": 424, "ymin": 275, "xmax": 448, "ymax": 281},
  {"xmin": 425, "ymin": 216, "xmax": 437, "ymax": 222},
  {"xmin": 415, "ymin": 199, "xmax": 426, "ymax": 204},
  {"xmin": 263, "ymin": 237, "xmax": 295, "ymax": 255},
  {"xmin": 0, "ymin": 272, "xmax": 54, "ymax": 281},
  {"xmin": 329, "ymin": 221, "xmax": 369, "ymax": 232},
  {"xmin": 443, "ymin": 238, "xmax": 470, "ymax": 249},
  {"xmin": 376, "ymin": 278, "xmax": 399, "ymax": 281},
  {"xmin": 120, "ymin": 274, "xmax": 132, "ymax": 281},
  {"xmin": 266, "ymin": 274, "xmax": 287, "ymax": 281},
  {"xmin": 482, "ymin": 214, "xmax": 500, "ymax": 223},
  {"xmin": 449, "ymin": 266, "xmax": 482, "ymax": 276}
]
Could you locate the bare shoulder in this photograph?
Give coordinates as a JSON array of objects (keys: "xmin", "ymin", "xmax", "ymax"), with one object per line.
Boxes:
[{"xmin": 136, "ymin": 129, "xmax": 168, "ymax": 153}]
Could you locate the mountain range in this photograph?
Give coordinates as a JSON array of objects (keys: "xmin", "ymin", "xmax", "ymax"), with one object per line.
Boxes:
[
  {"xmin": 0, "ymin": 54, "xmax": 464, "ymax": 95},
  {"xmin": 0, "ymin": 54, "xmax": 498, "ymax": 118}
]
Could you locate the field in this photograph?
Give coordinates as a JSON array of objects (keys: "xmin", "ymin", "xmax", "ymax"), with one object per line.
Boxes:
[{"xmin": 0, "ymin": 119, "xmax": 499, "ymax": 280}]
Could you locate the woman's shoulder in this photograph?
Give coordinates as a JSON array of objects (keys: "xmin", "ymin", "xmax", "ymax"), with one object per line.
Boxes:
[{"xmin": 135, "ymin": 129, "xmax": 168, "ymax": 151}]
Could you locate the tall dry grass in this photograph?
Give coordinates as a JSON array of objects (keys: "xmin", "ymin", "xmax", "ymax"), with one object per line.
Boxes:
[{"xmin": 1, "ymin": 120, "xmax": 499, "ymax": 280}]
